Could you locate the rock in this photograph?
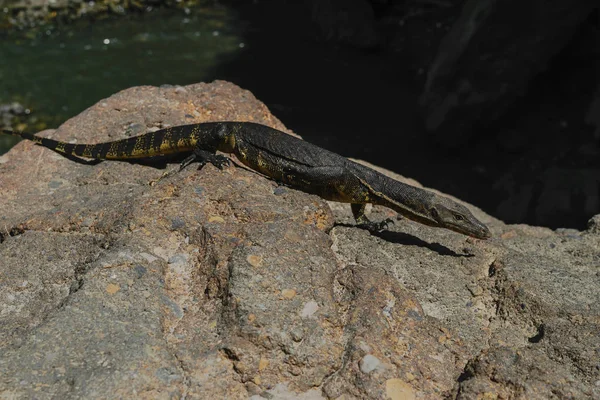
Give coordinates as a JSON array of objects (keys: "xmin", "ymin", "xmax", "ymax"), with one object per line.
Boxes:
[
  {"xmin": 1, "ymin": 81, "xmax": 599, "ymax": 398},
  {"xmin": 385, "ymin": 379, "xmax": 416, "ymax": 400},
  {"xmin": 455, "ymin": 346, "xmax": 595, "ymax": 399},
  {"xmin": 588, "ymin": 214, "xmax": 600, "ymax": 234},
  {"xmin": 359, "ymin": 354, "xmax": 382, "ymax": 374},
  {"xmin": 306, "ymin": 0, "xmax": 379, "ymax": 49},
  {"xmin": 420, "ymin": 0, "xmax": 597, "ymax": 145},
  {"xmin": 494, "ymin": 167, "xmax": 600, "ymax": 228},
  {"xmin": 535, "ymin": 168, "xmax": 600, "ymax": 228},
  {"xmin": 586, "ymin": 82, "xmax": 600, "ymax": 140}
]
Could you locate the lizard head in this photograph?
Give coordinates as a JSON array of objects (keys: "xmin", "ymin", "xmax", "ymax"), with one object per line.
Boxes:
[{"xmin": 427, "ymin": 195, "xmax": 491, "ymax": 239}]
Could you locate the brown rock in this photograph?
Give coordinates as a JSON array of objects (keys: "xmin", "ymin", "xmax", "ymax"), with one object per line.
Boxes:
[{"xmin": 1, "ymin": 81, "xmax": 598, "ymax": 399}]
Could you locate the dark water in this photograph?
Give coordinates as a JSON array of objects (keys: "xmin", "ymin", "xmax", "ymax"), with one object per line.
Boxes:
[
  {"xmin": 0, "ymin": 3, "xmax": 416, "ymax": 158},
  {"xmin": 0, "ymin": 6, "xmax": 244, "ymax": 153}
]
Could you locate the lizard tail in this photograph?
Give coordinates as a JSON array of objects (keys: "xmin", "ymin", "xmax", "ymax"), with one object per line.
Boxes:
[
  {"xmin": 2, "ymin": 127, "xmax": 198, "ymax": 160},
  {"xmin": 3, "ymin": 129, "xmax": 41, "ymax": 143},
  {"xmin": 2, "ymin": 129, "xmax": 165, "ymax": 160},
  {"xmin": 2, "ymin": 129, "xmax": 98, "ymax": 158}
]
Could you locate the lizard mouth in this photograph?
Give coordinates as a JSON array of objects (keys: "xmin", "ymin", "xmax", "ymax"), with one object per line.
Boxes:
[{"xmin": 448, "ymin": 222, "xmax": 491, "ymax": 240}]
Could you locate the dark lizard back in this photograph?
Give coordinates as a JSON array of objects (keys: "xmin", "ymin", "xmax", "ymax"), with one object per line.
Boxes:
[{"xmin": 233, "ymin": 122, "xmax": 349, "ymax": 168}]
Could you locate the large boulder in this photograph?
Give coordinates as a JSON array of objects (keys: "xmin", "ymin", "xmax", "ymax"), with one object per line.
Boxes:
[{"xmin": 0, "ymin": 81, "xmax": 598, "ymax": 399}]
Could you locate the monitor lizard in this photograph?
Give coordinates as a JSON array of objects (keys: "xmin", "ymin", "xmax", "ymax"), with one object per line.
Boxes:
[{"xmin": 2, "ymin": 122, "xmax": 491, "ymax": 239}]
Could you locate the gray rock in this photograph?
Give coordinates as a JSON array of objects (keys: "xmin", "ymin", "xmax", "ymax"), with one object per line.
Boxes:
[
  {"xmin": 0, "ymin": 81, "xmax": 598, "ymax": 399},
  {"xmin": 588, "ymin": 214, "xmax": 600, "ymax": 234},
  {"xmin": 359, "ymin": 354, "xmax": 382, "ymax": 374}
]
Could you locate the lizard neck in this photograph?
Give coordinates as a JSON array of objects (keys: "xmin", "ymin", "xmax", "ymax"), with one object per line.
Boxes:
[{"xmin": 349, "ymin": 162, "xmax": 438, "ymax": 226}]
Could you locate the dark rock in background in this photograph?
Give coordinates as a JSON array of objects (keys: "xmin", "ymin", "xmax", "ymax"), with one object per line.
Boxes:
[
  {"xmin": 419, "ymin": 0, "xmax": 597, "ymax": 144},
  {"xmin": 306, "ymin": 0, "xmax": 379, "ymax": 49}
]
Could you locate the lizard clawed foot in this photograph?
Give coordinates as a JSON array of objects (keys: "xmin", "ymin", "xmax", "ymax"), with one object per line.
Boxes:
[
  {"xmin": 350, "ymin": 204, "xmax": 395, "ymax": 232},
  {"xmin": 192, "ymin": 148, "xmax": 231, "ymax": 170},
  {"xmin": 355, "ymin": 216, "xmax": 394, "ymax": 232},
  {"xmin": 357, "ymin": 218, "xmax": 394, "ymax": 232},
  {"xmin": 205, "ymin": 154, "xmax": 231, "ymax": 170}
]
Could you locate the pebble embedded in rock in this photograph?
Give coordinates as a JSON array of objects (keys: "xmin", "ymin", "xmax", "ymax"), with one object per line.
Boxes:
[
  {"xmin": 300, "ymin": 300, "xmax": 318, "ymax": 318},
  {"xmin": 385, "ymin": 378, "xmax": 416, "ymax": 400},
  {"xmin": 359, "ymin": 354, "xmax": 382, "ymax": 374}
]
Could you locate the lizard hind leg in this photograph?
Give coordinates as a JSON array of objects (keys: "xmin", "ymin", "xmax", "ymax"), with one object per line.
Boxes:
[
  {"xmin": 351, "ymin": 203, "xmax": 394, "ymax": 232},
  {"xmin": 149, "ymin": 156, "xmax": 193, "ymax": 186}
]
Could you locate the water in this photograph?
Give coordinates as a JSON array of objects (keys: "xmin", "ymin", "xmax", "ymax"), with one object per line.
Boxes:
[{"xmin": 0, "ymin": 6, "xmax": 244, "ymax": 153}]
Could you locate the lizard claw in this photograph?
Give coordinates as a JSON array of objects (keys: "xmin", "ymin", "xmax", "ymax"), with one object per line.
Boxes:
[
  {"xmin": 357, "ymin": 218, "xmax": 394, "ymax": 232},
  {"xmin": 378, "ymin": 218, "xmax": 395, "ymax": 230},
  {"xmin": 149, "ymin": 168, "xmax": 175, "ymax": 186},
  {"xmin": 191, "ymin": 148, "xmax": 231, "ymax": 170},
  {"xmin": 210, "ymin": 154, "xmax": 231, "ymax": 170}
]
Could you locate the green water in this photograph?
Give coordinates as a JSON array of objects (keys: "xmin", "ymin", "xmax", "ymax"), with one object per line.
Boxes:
[{"xmin": 0, "ymin": 6, "xmax": 243, "ymax": 153}]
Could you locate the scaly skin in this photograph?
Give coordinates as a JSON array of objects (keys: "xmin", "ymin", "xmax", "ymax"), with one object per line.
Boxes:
[{"xmin": 2, "ymin": 122, "xmax": 491, "ymax": 239}]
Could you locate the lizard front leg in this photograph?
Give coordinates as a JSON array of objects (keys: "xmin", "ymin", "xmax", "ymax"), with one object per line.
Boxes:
[
  {"xmin": 351, "ymin": 203, "xmax": 394, "ymax": 232},
  {"xmin": 183, "ymin": 147, "xmax": 231, "ymax": 170}
]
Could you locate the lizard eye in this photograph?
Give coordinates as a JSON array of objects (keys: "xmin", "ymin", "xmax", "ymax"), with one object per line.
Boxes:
[
  {"xmin": 430, "ymin": 208, "xmax": 439, "ymax": 219},
  {"xmin": 453, "ymin": 213, "xmax": 465, "ymax": 221}
]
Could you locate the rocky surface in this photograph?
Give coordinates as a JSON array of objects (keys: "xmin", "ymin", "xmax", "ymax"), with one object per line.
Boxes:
[{"xmin": 0, "ymin": 81, "xmax": 599, "ymax": 399}]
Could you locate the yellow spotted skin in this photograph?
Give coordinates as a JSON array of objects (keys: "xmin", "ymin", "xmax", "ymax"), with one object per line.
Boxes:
[{"xmin": 2, "ymin": 122, "xmax": 491, "ymax": 239}]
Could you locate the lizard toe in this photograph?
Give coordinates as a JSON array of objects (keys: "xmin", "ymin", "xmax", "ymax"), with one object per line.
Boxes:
[{"xmin": 211, "ymin": 155, "xmax": 231, "ymax": 170}]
